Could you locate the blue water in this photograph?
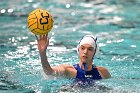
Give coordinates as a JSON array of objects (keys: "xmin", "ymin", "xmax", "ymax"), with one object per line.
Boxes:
[{"xmin": 0, "ymin": 0, "xmax": 140, "ymax": 93}]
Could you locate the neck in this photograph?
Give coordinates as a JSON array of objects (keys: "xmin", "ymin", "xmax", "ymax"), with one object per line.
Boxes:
[{"xmin": 79, "ymin": 61, "xmax": 93, "ymax": 71}]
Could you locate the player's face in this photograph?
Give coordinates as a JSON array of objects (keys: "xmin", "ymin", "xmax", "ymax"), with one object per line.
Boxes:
[{"xmin": 78, "ymin": 44, "xmax": 95, "ymax": 63}]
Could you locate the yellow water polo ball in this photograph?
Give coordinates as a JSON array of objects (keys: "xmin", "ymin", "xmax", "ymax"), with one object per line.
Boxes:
[{"xmin": 27, "ymin": 9, "xmax": 54, "ymax": 35}]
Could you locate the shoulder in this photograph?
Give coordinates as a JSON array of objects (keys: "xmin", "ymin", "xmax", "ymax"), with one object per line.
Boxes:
[
  {"xmin": 52, "ymin": 64, "xmax": 74, "ymax": 71},
  {"xmin": 56, "ymin": 64, "xmax": 77, "ymax": 77},
  {"xmin": 63, "ymin": 64, "xmax": 76, "ymax": 73},
  {"xmin": 51, "ymin": 64, "xmax": 76, "ymax": 77},
  {"xmin": 97, "ymin": 66, "xmax": 111, "ymax": 79},
  {"xmin": 60, "ymin": 64, "xmax": 74, "ymax": 69},
  {"xmin": 64, "ymin": 64, "xmax": 77, "ymax": 78}
]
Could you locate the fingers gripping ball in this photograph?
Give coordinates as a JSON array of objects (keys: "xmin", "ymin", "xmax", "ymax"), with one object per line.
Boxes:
[{"xmin": 27, "ymin": 9, "xmax": 54, "ymax": 35}]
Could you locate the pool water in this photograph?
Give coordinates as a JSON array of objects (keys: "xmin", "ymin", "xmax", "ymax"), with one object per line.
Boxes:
[{"xmin": 0, "ymin": 0, "xmax": 140, "ymax": 93}]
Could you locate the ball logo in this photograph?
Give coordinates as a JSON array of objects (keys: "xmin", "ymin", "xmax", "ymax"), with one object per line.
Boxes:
[{"xmin": 40, "ymin": 12, "xmax": 49, "ymax": 25}]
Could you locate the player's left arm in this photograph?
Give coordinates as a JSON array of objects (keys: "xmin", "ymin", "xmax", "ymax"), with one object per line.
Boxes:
[{"xmin": 97, "ymin": 66, "xmax": 111, "ymax": 79}]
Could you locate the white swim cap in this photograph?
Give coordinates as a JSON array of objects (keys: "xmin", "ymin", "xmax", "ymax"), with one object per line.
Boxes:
[
  {"xmin": 79, "ymin": 35, "xmax": 97, "ymax": 48},
  {"xmin": 77, "ymin": 35, "xmax": 98, "ymax": 56}
]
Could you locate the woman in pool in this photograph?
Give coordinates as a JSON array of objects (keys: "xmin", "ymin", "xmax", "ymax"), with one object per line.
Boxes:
[{"xmin": 35, "ymin": 34, "xmax": 111, "ymax": 81}]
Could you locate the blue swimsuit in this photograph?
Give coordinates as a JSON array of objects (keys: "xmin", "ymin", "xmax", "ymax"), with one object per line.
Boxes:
[{"xmin": 73, "ymin": 64, "xmax": 102, "ymax": 80}]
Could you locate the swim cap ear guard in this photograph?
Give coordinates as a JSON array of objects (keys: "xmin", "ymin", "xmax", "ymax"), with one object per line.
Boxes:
[{"xmin": 77, "ymin": 35, "xmax": 98, "ymax": 59}]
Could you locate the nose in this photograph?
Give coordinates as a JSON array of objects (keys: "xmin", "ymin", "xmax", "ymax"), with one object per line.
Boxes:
[{"xmin": 83, "ymin": 48, "xmax": 88, "ymax": 54}]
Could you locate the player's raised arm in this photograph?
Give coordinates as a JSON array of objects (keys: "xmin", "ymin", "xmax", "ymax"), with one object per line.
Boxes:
[
  {"xmin": 35, "ymin": 35, "xmax": 71, "ymax": 76},
  {"xmin": 35, "ymin": 34, "xmax": 54, "ymax": 75}
]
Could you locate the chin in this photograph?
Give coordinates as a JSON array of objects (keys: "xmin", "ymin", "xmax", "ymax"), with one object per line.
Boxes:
[{"xmin": 81, "ymin": 59, "xmax": 88, "ymax": 63}]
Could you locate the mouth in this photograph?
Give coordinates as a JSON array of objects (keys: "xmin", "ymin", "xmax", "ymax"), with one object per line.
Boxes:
[{"xmin": 82, "ymin": 55, "xmax": 88, "ymax": 59}]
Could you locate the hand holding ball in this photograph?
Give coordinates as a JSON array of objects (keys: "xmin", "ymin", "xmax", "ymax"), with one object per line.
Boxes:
[{"xmin": 27, "ymin": 9, "xmax": 54, "ymax": 35}]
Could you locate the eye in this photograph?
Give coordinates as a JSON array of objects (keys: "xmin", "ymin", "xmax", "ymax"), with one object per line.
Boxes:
[
  {"xmin": 88, "ymin": 48, "xmax": 94, "ymax": 51},
  {"xmin": 80, "ymin": 47, "xmax": 85, "ymax": 50}
]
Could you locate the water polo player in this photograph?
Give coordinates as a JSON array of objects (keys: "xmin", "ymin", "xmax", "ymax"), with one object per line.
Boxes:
[{"xmin": 35, "ymin": 34, "xmax": 111, "ymax": 81}]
